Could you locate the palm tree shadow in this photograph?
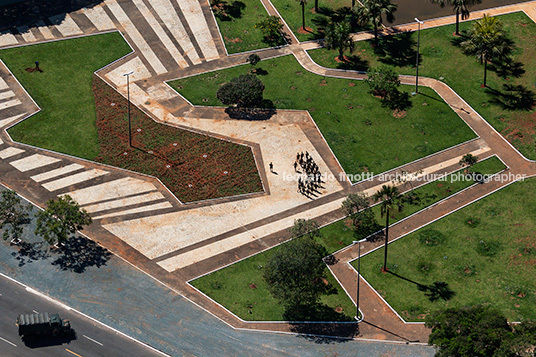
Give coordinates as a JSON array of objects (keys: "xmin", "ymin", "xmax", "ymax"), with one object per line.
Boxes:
[
  {"xmin": 387, "ymin": 271, "xmax": 455, "ymax": 302},
  {"xmin": 485, "ymin": 84, "xmax": 536, "ymax": 111},
  {"xmin": 374, "ymin": 32, "xmax": 417, "ymax": 67},
  {"xmin": 334, "ymin": 55, "xmax": 369, "ymax": 72}
]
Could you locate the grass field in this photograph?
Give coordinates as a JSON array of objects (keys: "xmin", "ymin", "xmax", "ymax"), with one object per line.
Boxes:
[
  {"xmin": 210, "ymin": 0, "xmax": 285, "ymax": 53},
  {"xmin": 2, "ymin": 33, "xmax": 131, "ymax": 159},
  {"xmin": 170, "ymin": 54, "xmax": 475, "ymax": 177},
  {"xmin": 355, "ymin": 177, "xmax": 536, "ymax": 322},
  {"xmin": 191, "ymin": 241, "xmax": 356, "ymax": 321},
  {"xmin": 319, "ymin": 156, "xmax": 505, "ymax": 253},
  {"xmin": 308, "ymin": 11, "xmax": 536, "ymax": 159}
]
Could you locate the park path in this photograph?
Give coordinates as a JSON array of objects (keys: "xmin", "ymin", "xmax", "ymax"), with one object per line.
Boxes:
[{"xmin": 1, "ymin": 0, "xmax": 536, "ymax": 344}]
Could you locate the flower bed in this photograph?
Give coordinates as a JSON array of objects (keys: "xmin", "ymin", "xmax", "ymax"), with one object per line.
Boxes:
[{"xmin": 92, "ymin": 76, "xmax": 263, "ymax": 202}]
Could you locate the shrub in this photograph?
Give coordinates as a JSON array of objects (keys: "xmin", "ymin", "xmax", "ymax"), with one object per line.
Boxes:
[
  {"xmin": 216, "ymin": 74, "xmax": 265, "ymax": 107},
  {"xmin": 476, "ymin": 239, "xmax": 501, "ymax": 257}
]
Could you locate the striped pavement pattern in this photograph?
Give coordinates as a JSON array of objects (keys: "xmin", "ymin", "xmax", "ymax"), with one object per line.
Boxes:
[{"xmin": 0, "ymin": 0, "xmax": 223, "ymax": 76}]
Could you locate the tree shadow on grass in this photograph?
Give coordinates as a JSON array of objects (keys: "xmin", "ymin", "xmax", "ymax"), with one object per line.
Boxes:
[
  {"xmin": 51, "ymin": 236, "xmax": 112, "ymax": 274},
  {"xmin": 333, "ymin": 55, "xmax": 369, "ymax": 72},
  {"xmin": 374, "ymin": 32, "xmax": 417, "ymax": 67},
  {"xmin": 11, "ymin": 241, "xmax": 50, "ymax": 267},
  {"xmin": 485, "ymin": 84, "xmax": 536, "ymax": 111},
  {"xmin": 388, "ymin": 271, "xmax": 455, "ymax": 302},
  {"xmin": 488, "ymin": 58, "xmax": 525, "ymax": 79},
  {"xmin": 212, "ymin": 0, "xmax": 246, "ymax": 21},
  {"xmin": 224, "ymin": 101, "xmax": 276, "ymax": 120}
]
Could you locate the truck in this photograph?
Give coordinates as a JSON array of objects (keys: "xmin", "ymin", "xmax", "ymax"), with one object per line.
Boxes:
[{"xmin": 16, "ymin": 313, "xmax": 72, "ymax": 341}]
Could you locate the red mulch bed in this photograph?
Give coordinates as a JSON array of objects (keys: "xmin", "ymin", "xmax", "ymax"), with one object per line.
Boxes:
[{"xmin": 92, "ymin": 76, "xmax": 263, "ymax": 203}]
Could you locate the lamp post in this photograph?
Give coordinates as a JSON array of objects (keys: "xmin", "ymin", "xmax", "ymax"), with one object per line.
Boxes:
[
  {"xmin": 123, "ymin": 71, "xmax": 134, "ymax": 147},
  {"xmin": 353, "ymin": 238, "xmax": 367, "ymax": 322},
  {"xmin": 414, "ymin": 18, "xmax": 424, "ymax": 94}
]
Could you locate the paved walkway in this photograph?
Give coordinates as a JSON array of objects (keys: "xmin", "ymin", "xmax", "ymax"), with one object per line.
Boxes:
[{"xmin": 1, "ymin": 0, "xmax": 536, "ymax": 348}]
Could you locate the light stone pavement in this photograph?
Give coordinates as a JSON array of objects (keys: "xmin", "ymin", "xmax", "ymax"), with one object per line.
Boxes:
[{"xmin": 1, "ymin": 0, "xmax": 536, "ymax": 346}]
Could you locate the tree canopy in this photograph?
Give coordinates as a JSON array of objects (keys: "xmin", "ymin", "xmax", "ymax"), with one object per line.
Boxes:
[
  {"xmin": 354, "ymin": 0, "xmax": 397, "ymax": 41},
  {"xmin": 426, "ymin": 305, "xmax": 535, "ymax": 357},
  {"xmin": 0, "ymin": 189, "xmax": 30, "ymax": 242},
  {"xmin": 35, "ymin": 194, "xmax": 92, "ymax": 245},
  {"xmin": 324, "ymin": 20, "xmax": 355, "ymax": 61},
  {"xmin": 216, "ymin": 74, "xmax": 265, "ymax": 108}
]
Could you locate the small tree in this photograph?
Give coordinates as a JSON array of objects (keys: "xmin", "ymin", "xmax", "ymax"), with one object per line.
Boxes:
[
  {"xmin": 216, "ymin": 74, "xmax": 265, "ymax": 108},
  {"xmin": 430, "ymin": 0, "xmax": 482, "ymax": 36},
  {"xmin": 247, "ymin": 53, "xmax": 261, "ymax": 67},
  {"xmin": 324, "ymin": 20, "xmax": 355, "ymax": 62},
  {"xmin": 263, "ymin": 236, "xmax": 328, "ymax": 309},
  {"xmin": 0, "ymin": 190, "xmax": 30, "ymax": 243},
  {"xmin": 366, "ymin": 66, "xmax": 400, "ymax": 98},
  {"xmin": 341, "ymin": 193, "xmax": 378, "ymax": 237},
  {"xmin": 353, "ymin": 0, "xmax": 397, "ymax": 42},
  {"xmin": 255, "ymin": 16, "xmax": 283, "ymax": 44},
  {"xmin": 35, "ymin": 195, "xmax": 92, "ymax": 246},
  {"xmin": 289, "ymin": 218, "xmax": 320, "ymax": 239},
  {"xmin": 459, "ymin": 153, "xmax": 478, "ymax": 173}
]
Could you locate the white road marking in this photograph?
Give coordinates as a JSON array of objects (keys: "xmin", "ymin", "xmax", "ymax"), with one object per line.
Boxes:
[
  {"xmin": 83, "ymin": 334, "xmax": 103, "ymax": 346},
  {"xmin": 32, "ymin": 309, "xmax": 39, "ymax": 314},
  {"xmin": 0, "ymin": 336, "xmax": 17, "ymax": 347}
]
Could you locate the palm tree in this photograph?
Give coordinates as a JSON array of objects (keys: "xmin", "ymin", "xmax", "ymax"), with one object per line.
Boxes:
[
  {"xmin": 430, "ymin": 0, "xmax": 482, "ymax": 36},
  {"xmin": 461, "ymin": 14, "xmax": 511, "ymax": 86},
  {"xmin": 325, "ymin": 21, "xmax": 355, "ymax": 61},
  {"xmin": 373, "ymin": 185, "xmax": 403, "ymax": 272},
  {"xmin": 353, "ymin": 0, "xmax": 397, "ymax": 42},
  {"xmin": 296, "ymin": 0, "xmax": 307, "ymax": 31}
]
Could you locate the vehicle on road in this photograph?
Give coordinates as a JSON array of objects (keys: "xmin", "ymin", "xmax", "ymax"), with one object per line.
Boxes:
[{"xmin": 16, "ymin": 312, "xmax": 73, "ymax": 341}]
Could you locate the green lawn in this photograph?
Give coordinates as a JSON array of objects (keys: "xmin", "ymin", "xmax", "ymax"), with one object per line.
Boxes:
[
  {"xmin": 319, "ymin": 156, "xmax": 506, "ymax": 253},
  {"xmin": 355, "ymin": 177, "xmax": 536, "ymax": 322},
  {"xmin": 210, "ymin": 0, "xmax": 285, "ymax": 53},
  {"xmin": 308, "ymin": 11, "xmax": 536, "ymax": 159},
  {"xmin": 191, "ymin": 245, "xmax": 356, "ymax": 321},
  {"xmin": 170, "ymin": 55, "xmax": 475, "ymax": 177},
  {"xmin": 2, "ymin": 33, "xmax": 131, "ymax": 159},
  {"xmin": 270, "ymin": 0, "xmax": 365, "ymax": 41}
]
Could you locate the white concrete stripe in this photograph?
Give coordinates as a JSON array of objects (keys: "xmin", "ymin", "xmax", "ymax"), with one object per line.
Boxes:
[
  {"xmin": 0, "ymin": 147, "xmax": 25, "ymax": 159},
  {"xmin": 157, "ymin": 197, "xmax": 347, "ymax": 270},
  {"xmin": 42, "ymin": 169, "xmax": 109, "ymax": 191},
  {"xmin": 35, "ymin": 21, "xmax": 55, "ymax": 40},
  {"xmin": 0, "ymin": 113, "xmax": 25, "ymax": 128},
  {"xmin": 105, "ymin": 56, "xmax": 152, "ymax": 86},
  {"xmin": 0, "ymin": 78, "xmax": 8, "ymax": 90},
  {"xmin": 173, "ymin": 0, "xmax": 219, "ymax": 60},
  {"xmin": 0, "ymin": 99, "xmax": 22, "ymax": 110},
  {"xmin": 31, "ymin": 163, "xmax": 85, "ymax": 182},
  {"xmin": 0, "ymin": 91, "xmax": 15, "ymax": 100},
  {"xmin": 68, "ymin": 177, "xmax": 158, "ymax": 205},
  {"xmin": 84, "ymin": 191, "xmax": 166, "ymax": 213},
  {"xmin": 16, "ymin": 26, "xmax": 37, "ymax": 42},
  {"xmin": 93, "ymin": 201, "xmax": 172, "ymax": 219},
  {"xmin": 0, "ymin": 137, "xmax": 3, "ymax": 145},
  {"xmin": 148, "ymin": 0, "xmax": 201, "ymax": 64},
  {"xmin": 106, "ymin": 0, "xmax": 168, "ymax": 75},
  {"xmin": 49, "ymin": 13, "xmax": 83, "ymax": 37},
  {"xmin": 10, "ymin": 154, "xmax": 61, "ymax": 172},
  {"xmin": 132, "ymin": 0, "xmax": 188, "ymax": 68},
  {"xmin": 0, "ymin": 31, "xmax": 18, "ymax": 46},
  {"xmin": 83, "ymin": 5, "xmax": 116, "ymax": 31}
]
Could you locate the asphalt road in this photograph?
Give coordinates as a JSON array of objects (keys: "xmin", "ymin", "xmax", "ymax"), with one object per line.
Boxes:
[{"xmin": 0, "ymin": 274, "xmax": 165, "ymax": 357}]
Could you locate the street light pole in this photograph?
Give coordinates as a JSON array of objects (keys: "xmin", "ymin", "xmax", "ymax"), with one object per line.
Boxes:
[
  {"xmin": 414, "ymin": 18, "xmax": 424, "ymax": 94},
  {"xmin": 353, "ymin": 238, "xmax": 367, "ymax": 322},
  {"xmin": 123, "ymin": 71, "xmax": 134, "ymax": 147}
]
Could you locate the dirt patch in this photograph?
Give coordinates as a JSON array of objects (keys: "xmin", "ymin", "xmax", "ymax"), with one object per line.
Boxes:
[
  {"xmin": 224, "ymin": 36, "xmax": 242, "ymax": 43},
  {"xmin": 393, "ymin": 109, "xmax": 407, "ymax": 118},
  {"xmin": 334, "ymin": 55, "xmax": 350, "ymax": 63},
  {"xmin": 297, "ymin": 26, "xmax": 313, "ymax": 34},
  {"xmin": 349, "ymin": 82, "xmax": 355, "ymax": 87},
  {"xmin": 335, "ymin": 306, "xmax": 343, "ymax": 313},
  {"xmin": 318, "ymin": 79, "xmax": 327, "ymax": 86},
  {"xmin": 249, "ymin": 283, "xmax": 257, "ymax": 289}
]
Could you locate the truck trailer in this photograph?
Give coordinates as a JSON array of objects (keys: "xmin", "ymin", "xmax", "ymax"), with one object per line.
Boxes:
[{"xmin": 16, "ymin": 313, "xmax": 72, "ymax": 341}]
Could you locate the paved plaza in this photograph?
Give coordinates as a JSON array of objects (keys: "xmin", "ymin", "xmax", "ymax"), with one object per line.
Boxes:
[{"xmin": 1, "ymin": 0, "xmax": 536, "ymax": 352}]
